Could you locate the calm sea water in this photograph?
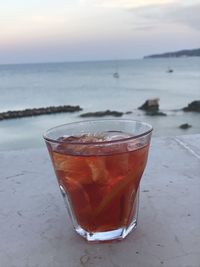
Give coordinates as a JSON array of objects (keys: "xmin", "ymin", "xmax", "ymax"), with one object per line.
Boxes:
[{"xmin": 0, "ymin": 58, "xmax": 199, "ymax": 150}]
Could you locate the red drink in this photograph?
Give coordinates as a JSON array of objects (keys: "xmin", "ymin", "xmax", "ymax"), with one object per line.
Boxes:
[
  {"xmin": 44, "ymin": 120, "xmax": 152, "ymax": 241},
  {"xmin": 47, "ymin": 132, "xmax": 149, "ymax": 233}
]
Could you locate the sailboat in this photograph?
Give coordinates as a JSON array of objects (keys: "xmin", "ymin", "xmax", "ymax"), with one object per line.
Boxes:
[
  {"xmin": 166, "ymin": 67, "xmax": 174, "ymax": 73},
  {"xmin": 113, "ymin": 61, "xmax": 120, "ymax": 78},
  {"xmin": 113, "ymin": 72, "xmax": 119, "ymax": 78}
]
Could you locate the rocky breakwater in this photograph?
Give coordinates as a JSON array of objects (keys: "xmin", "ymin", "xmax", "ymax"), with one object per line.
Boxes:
[
  {"xmin": 80, "ymin": 110, "xmax": 123, "ymax": 118},
  {"xmin": 0, "ymin": 105, "xmax": 83, "ymax": 121},
  {"xmin": 138, "ymin": 98, "xmax": 167, "ymax": 116}
]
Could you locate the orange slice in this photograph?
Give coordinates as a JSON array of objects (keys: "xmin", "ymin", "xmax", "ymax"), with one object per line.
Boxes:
[
  {"xmin": 52, "ymin": 152, "xmax": 93, "ymax": 184},
  {"xmin": 94, "ymin": 171, "xmax": 136, "ymax": 217}
]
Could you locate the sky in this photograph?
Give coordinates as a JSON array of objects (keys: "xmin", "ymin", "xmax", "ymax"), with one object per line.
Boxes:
[{"xmin": 0, "ymin": 0, "xmax": 200, "ymax": 64}]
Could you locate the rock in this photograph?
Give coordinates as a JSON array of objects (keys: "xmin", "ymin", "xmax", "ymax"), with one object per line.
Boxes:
[
  {"xmin": 80, "ymin": 110, "xmax": 123, "ymax": 118},
  {"xmin": 138, "ymin": 98, "xmax": 160, "ymax": 112},
  {"xmin": 179, "ymin": 123, "xmax": 192, "ymax": 129},
  {"xmin": 125, "ymin": 111, "xmax": 133, "ymax": 115},
  {"xmin": 0, "ymin": 105, "xmax": 83, "ymax": 120},
  {"xmin": 183, "ymin": 100, "xmax": 200, "ymax": 112},
  {"xmin": 138, "ymin": 98, "xmax": 167, "ymax": 116},
  {"xmin": 146, "ymin": 111, "xmax": 167, "ymax": 116}
]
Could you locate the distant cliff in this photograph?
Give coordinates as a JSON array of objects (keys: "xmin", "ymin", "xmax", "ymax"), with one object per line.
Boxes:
[{"xmin": 144, "ymin": 48, "xmax": 200, "ymax": 59}]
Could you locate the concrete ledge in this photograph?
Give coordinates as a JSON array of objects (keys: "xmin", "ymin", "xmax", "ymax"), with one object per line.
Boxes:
[{"xmin": 0, "ymin": 135, "xmax": 200, "ymax": 267}]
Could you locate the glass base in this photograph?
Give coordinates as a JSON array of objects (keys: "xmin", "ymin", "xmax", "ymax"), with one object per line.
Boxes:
[
  {"xmin": 60, "ymin": 184, "xmax": 139, "ymax": 242},
  {"xmin": 75, "ymin": 219, "xmax": 137, "ymax": 242}
]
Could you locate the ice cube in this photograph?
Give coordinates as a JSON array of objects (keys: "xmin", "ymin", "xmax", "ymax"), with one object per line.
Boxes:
[
  {"xmin": 86, "ymin": 157, "xmax": 109, "ymax": 184},
  {"xmin": 54, "ymin": 132, "xmax": 134, "ymax": 156},
  {"xmin": 106, "ymin": 153, "xmax": 129, "ymax": 178},
  {"xmin": 55, "ymin": 134, "xmax": 108, "ymax": 156},
  {"xmin": 58, "ymin": 133, "xmax": 107, "ymax": 143},
  {"xmin": 103, "ymin": 131, "xmax": 133, "ymax": 142}
]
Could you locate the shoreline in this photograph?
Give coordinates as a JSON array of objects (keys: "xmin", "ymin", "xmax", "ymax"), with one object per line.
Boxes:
[
  {"xmin": 0, "ymin": 107, "xmax": 199, "ymax": 151},
  {"xmin": 0, "ymin": 100, "xmax": 199, "ymax": 121}
]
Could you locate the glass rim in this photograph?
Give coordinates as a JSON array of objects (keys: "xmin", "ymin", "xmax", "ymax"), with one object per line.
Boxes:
[{"xmin": 43, "ymin": 119, "xmax": 153, "ymax": 146}]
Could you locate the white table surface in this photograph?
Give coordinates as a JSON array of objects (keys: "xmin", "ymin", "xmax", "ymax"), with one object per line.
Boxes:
[{"xmin": 0, "ymin": 135, "xmax": 200, "ymax": 267}]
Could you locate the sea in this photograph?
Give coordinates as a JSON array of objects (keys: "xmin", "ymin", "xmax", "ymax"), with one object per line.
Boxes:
[{"xmin": 0, "ymin": 57, "xmax": 199, "ymax": 151}]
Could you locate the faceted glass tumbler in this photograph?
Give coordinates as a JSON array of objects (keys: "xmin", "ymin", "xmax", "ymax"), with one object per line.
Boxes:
[{"xmin": 43, "ymin": 119, "xmax": 152, "ymax": 242}]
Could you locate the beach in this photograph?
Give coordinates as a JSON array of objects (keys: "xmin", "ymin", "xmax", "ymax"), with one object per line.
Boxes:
[{"xmin": 0, "ymin": 57, "xmax": 199, "ymax": 151}]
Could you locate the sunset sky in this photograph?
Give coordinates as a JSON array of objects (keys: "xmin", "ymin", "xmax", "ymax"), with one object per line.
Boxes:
[{"xmin": 0, "ymin": 0, "xmax": 200, "ymax": 64}]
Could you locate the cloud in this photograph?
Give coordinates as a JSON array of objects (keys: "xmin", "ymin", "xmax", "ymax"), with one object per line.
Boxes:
[
  {"xmin": 166, "ymin": 4, "xmax": 200, "ymax": 30},
  {"xmin": 132, "ymin": 25, "xmax": 156, "ymax": 31},
  {"xmin": 80, "ymin": 0, "xmax": 200, "ymax": 33},
  {"xmin": 80, "ymin": 0, "xmax": 173, "ymax": 8},
  {"xmin": 129, "ymin": 2, "xmax": 200, "ymax": 32}
]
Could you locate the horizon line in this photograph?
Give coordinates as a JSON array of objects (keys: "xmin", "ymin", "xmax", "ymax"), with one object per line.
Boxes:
[
  {"xmin": 0, "ymin": 57, "xmax": 142, "ymax": 66},
  {"xmin": 0, "ymin": 47, "xmax": 199, "ymax": 66}
]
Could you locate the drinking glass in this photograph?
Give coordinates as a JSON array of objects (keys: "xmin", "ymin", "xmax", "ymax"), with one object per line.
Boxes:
[{"xmin": 44, "ymin": 119, "xmax": 152, "ymax": 242}]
